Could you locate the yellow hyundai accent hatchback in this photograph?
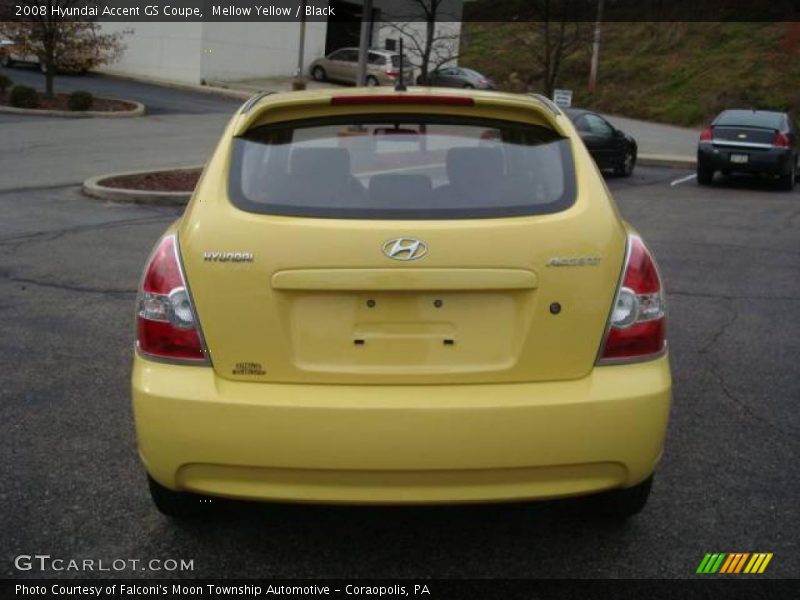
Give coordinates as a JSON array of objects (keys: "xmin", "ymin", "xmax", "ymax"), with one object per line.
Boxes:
[{"xmin": 132, "ymin": 88, "xmax": 671, "ymax": 518}]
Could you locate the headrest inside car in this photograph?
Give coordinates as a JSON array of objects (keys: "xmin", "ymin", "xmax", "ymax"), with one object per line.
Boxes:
[
  {"xmin": 369, "ymin": 174, "xmax": 432, "ymax": 204},
  {"xmin": 291, "ymin": 148, "xmax": 352, "ymax": 183},
  {"xmin": 446, "ymin": 147, "xmax": 504, "ymax": 189}
]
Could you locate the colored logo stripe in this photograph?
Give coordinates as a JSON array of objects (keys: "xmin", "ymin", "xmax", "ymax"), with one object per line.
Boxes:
[
  {"xmin": 744, "ymin": 553, "xmax": 773, "ymax": 574},
  {"xmin": 697, "ymin": 553, "xmax": 773, "ymax": 574},
  {"xmin": 697, "ymin": 553, "xmax": 726, "ymax": 573},
  {"xmin": 720, "ymin": 553, "xmax": 749, "ymax": 573}
]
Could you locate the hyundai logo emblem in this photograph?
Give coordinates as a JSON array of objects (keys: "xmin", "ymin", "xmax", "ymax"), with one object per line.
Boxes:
[{"xmin": 382, "ymin": 237, "xmax": 428, "ymax": 261}]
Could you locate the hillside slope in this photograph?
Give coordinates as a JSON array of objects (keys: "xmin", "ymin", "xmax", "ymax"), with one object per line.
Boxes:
[{"xmin": 460, "ymin": 22, "xmax": 800, "ymax": 126}]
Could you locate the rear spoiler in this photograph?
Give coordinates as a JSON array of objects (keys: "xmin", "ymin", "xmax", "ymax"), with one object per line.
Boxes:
[
  {"xmin": 240, "ymin": 91, "xmax": 275, "ymax": 114},
  {"xmin": 528, "ymin": 93, "xmax": 562, "ymax": 116}
]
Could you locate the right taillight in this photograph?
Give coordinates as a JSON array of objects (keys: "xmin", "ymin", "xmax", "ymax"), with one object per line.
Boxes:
[
  {"xmin": 772, "ymin": 131, "xmax": 791, "ymax": 148},
  {"xmin": 699, "ymin": 127, "xmax": 713, "ymax": 142},
  {"xmin": 597, "ymin": 235, "xmax": 667, "ymax": 364},
  {"xmin": 136, "ymin": 234, "xmax": 208, "ymax": 363}
]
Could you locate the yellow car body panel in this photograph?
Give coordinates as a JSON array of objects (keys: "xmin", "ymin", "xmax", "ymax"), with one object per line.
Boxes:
[
  {"xmin": 133, "ymin": 354, "xmax": 670, "ymax": 503},
  {"xmin": 133, "ymin": 88, "xmax": 671, "ymax": 504}
]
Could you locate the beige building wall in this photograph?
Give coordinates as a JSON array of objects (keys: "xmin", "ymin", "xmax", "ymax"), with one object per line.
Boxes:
[
  {"xmin": 200, "ymin": 21, "xmax": 328, "ymax": 82},
  {"xmin": 99, "ymin": 2, "xmax": 463, "ymax": 86},
  {"xmin": 100, "ymin": 22, "xmax": 204, "ymax": 85}
]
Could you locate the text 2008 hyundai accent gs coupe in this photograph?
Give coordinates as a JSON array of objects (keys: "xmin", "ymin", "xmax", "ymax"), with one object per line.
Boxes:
[{"xmin": 132, "ymin": 88, "xmax": 671, "ymax": 518}]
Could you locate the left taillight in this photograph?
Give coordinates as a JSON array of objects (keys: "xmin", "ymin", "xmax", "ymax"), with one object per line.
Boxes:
[
  {"xmin": 136, "ymin": 234, "xmax": 208, "ymax": 363},
  {"xmin": 597, "ymin": 234, "xmax": 667, "ymax": 364}
]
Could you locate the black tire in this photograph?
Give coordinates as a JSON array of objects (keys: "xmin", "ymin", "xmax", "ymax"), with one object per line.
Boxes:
[
  {"xmin": 311, "ymin": 66, "xmax": 326, "ymax": 82},
  {"xmin": 147, "ymin": 475, "xmax": 210, "ymax": 518},
  {"xmin": 1, "ymin": 54, "xmax": 13, "ymax": 68},
  {"xmin": 462, "ymin": 83, "xmax": 474, "ymax": 89},
  {"xmin": 614, "ymin": 148, "xmax": 636, "ymax": 177},
  {"xmin": 697, "ymin": 164, "xmax": 714, "ymax": 185},
  {"xmin": 588, "ymin": 475, "xmax": 653, "ymax": 519},
  {"xmin": 365, "ymin": 75, "xmax": 379, "ymax": 87}
]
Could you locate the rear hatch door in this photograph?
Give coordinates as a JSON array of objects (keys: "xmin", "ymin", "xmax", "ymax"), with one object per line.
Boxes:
[{"xmin": 180, "ymin": 95, "xmax": 626, "ymax": 385}]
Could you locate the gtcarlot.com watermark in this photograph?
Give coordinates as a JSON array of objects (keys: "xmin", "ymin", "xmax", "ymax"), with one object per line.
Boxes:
[{"xmin": 13, "ymin": 554, "xmax": 194, "ymax": 573}]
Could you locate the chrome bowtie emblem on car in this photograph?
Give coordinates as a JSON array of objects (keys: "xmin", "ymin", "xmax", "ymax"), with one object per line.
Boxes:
[
  {"xmin": 382, "ymin": 237, "xmax": 428, "ymax": 261},
  {"xmin": 738, "ymin": 133, "xmax": 748, "ymax": 139}
]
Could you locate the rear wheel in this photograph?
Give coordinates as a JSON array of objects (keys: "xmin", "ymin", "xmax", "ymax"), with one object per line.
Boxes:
[
  {"xmin": 462, "ymin": 83, "xmax": 474, "ymax": 89},
  {"xmin": 365, "ymin": 75, "xmax": 379, "ymax": 87},
  {"xmin": 148, "ymin": 475, "xmax": 210, "ymax": 518},
  {"xmin": 614, "ymin": 148, "xmax": 636, "ymax": 177},
  {"xmin": 311, "ymin": 66, "xmax": 326, "ymax": 82},
  {"xmin": 697, "ymin": 164, "xmax": 714, "ymax": 185},
  {"xmin": 588, "ymin": 475, "xmax": 653, "ymax": 519}
]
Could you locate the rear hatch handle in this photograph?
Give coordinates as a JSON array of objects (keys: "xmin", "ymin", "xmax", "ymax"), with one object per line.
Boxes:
[{"xmin": 271, "ymin": 268, "xmax": 538, "ymax": 291}]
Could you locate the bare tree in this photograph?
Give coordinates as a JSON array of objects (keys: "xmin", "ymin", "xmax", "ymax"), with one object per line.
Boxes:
[
  {"xmin": 512, "ymin": 1, "xmax": 593, "ymax": 97},
  {"xmin": 383, "ymin": 0, "xmax": 462, "ymax": 84},
  {"xmin": 1, "ymin": 1, "xmax": 126, "ymax": 97}
]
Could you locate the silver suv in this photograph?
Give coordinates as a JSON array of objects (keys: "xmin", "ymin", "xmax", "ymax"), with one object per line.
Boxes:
[{"xmin": 309, "ymin": 48, "xmax": 414, "ymax": 86}]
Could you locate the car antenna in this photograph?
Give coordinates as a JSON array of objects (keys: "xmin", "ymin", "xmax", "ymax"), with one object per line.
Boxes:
[{"xmin": 395, "ymin": 38, "xmax": 407, "ymax": 92}]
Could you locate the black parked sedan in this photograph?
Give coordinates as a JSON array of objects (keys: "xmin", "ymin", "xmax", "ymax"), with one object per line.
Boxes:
[
  {"xmin": 566, "ymin": 109, "xmax": 637, "ymax": 177},
  {"xmin": 697, "ymin": 109, "xmax": 798, "ymax": 190}
]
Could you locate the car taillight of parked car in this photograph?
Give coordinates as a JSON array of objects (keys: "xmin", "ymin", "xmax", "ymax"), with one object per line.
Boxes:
[
  {"xmin": 136, "ymin": 235, "xmax": 208, "ymax": 363},
  {"xmin": 597, "ymin": 235, "xmax": 666, "ymax": 363},
  {"xmin": 699, "ymin": 127, "xmax": 713, "ymax": 142},
  {"xmin": 772, "ymin": 131, "xmax": 791, "ymax": 148}
]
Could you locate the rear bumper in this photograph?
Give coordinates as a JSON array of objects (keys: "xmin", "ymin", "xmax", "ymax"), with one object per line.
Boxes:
[
  {"xmin": 132, "ymin": 355, "xmax": 671, "ymax": 504},
  {"xmin": 698, "ymin": 143, "xmax": 793, "ymax": 175}
]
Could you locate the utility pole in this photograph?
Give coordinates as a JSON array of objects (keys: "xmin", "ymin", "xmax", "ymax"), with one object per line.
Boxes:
[
  {"xmin": 293, "ymin": 0, "xmax": 307, "ymax": 90},
  {"xmin": 356, "ymin": 0, "xmax": 374, "ymax": 86},
  {"xmin": 588, "ymin": 0, "xmax": 604, "ymax": 93}
]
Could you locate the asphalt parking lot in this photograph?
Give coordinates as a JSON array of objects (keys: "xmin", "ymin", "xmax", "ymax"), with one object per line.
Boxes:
[
  {"xmin": 1, "ymin": 158, "xmax": 798, "ymax": 579},
  {"xmin": 0, "ymin": 66, "xmax": 241, "ymax": 191},
  {"xmin": 0, "ymin": 65, "xmax": 242, "ymax": 115}
]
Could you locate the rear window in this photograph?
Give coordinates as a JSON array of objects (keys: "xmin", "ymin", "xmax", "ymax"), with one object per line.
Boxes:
[
  {"xmin": 390, "ymin": 55, "xmax": 412, "ymax": 68},
  {"xmin": 715, "ymin": 110, "xmax": 785, "ymax": 129},
  {"xmin": 229, "ymin": 115, "xmax": 576, "ymax": 219}
]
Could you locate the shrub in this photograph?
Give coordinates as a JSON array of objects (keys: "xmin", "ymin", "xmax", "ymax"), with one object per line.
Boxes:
[
  {"xmin": 9, "ymin": 85, "xmax": 39, "ymax": 109},
  {"xmin": 0, "ymin": 74, "xmax": 11, "ymax": 94},
  {"xmin": 68, "ymin": 90, "xmax": 93, "ymax": 111}
]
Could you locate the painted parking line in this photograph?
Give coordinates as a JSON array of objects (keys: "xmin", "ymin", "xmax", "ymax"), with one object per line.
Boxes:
[{"xmin": 671, "ymin": 173, "xmax": 697, "ymax": 187}]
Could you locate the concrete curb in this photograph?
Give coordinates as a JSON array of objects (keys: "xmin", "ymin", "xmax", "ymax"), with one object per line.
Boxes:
[
  {"xmin": 82, "ymin": 165, "xmax": 201, "ymax": 205},
  {"xmin": 638, "ymin": 153, "xmax": 696, "ymax": 169},
  {"xmin": 99, "ymin": 70, "xmax": 252, "ymax": 101},
  {"xmin": 0, "ymin": 98, "xmax": 146, "ymax": 118}
]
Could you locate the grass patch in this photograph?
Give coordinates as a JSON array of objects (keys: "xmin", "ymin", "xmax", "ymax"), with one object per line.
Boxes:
[{"xmin": 461, "ymin": 22, "xmax": 799, "ymax": 126}]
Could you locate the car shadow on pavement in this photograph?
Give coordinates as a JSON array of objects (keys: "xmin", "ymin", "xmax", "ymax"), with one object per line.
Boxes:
[
  {"xmin": 707, "ymin": 173, "xmax": 799, "ymax": 193},
  {"xmin": 154, "ymin": 496, "xmax": 646, "ymax": 578}
]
